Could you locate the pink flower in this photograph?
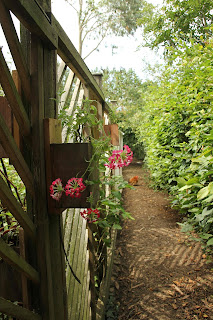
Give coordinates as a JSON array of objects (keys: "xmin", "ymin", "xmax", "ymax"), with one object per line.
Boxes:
[
  {"xmin": 65, "ymin": 177, "xmax": 86, "ymax": 198},
  {"xmin": 80, "ymin": 208, "xmax": 100, "ymax": 223},
  {"xmin": 50, "ymin": 178, "xmax": 64, "ymax": 201},
  {"xmin": 105, "ymin": 145, "xmax": 133, "ymax": 169}
]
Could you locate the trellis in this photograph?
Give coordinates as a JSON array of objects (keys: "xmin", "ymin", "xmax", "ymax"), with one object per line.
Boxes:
[{"xmin": 0, "ymin": 0, "xmax": 122, "ymax": 319}]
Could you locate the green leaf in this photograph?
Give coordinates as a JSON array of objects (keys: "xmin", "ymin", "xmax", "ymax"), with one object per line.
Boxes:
[
  {"xmin": 176, "ymin": 177, "xmax": 187, "ymax": 187},
  {"xmin": 111, "ymin": 191, "xmax": 122, "ymax": 200},
  {"xmin": 197, "ymin": 186, "xmax": 209, "ymax": 200},
  {"xmin": 207, "ymin": 238, "xmax": 213, "ymax": 246},
  {"xmin": 112, "ymin": 224, "xmax": 122, "ymax": 230},
  {"xmin": 208, "ymin": 182, "xmax": 213, "ymax": 194}
]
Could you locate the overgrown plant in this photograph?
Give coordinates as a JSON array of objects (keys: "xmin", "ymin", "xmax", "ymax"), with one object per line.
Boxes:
[
  {"xmin": 57, "ymin": 98, "xmax": 134, "ymax": 243},
  {"xmin": 135, "ymin": 38, "xmax": 213, "ymax": 252},
  {"xmin": 0, "ymin": 159, "xmax": 25, "ymax": 245}
]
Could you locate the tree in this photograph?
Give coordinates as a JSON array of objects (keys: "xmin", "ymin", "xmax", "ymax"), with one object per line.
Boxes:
[
  {"xmin": 138, "ymin": 0, "xmax": 213, "ymax": 51},
  {"xmin": 102, "ymin": 67, "xmax": 145, "ymax": 110},
  {"xmin": 64, "ymin": 0, "xmax": 146, "ymax": 58},
  {"xmin": 102, "ymin": 68, "xmax": 153, "ymax": 159}
]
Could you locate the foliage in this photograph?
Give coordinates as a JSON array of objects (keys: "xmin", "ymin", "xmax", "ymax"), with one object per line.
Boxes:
[
  {"xmin": 138, "ymin": 0, "xmax": 213, "ymax": 52},
  {"xmin": 102, "ymin": 68, "xmax": 147, "ymax": 159},
  {"xmin": 0, "ymin": 159, "xmax": 26, "ymax": 244},
  {"xmin": 64, "ymin": 0, "xmax": 146, "ymax": 58},
  {"xmin": 59, "ymin": 98, "xmax": 134, "ymax": 243},
  {"xmin": 135, "ymin": 38, "xmax": 213, "ymax": 251}
]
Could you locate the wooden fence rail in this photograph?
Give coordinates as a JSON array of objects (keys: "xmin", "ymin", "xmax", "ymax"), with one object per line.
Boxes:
[{"xmin": 0, "ymin": 0, "xmax": 121, "ymax": 319}]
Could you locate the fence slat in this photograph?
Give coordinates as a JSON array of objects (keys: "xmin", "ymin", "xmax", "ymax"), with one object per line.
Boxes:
[
  {"xmin": 0, "ymin": 297, "xmax": 41, "ymax": 320},
  {"xmin": 52, "ymin": 15, "xmax": 105, "ymax": 102},
  {"xmin": 4, "ymin": 0, "xmax": 57, "ymax": 49},
  {"xmin": 69, "ymin": 216, "xmax": 84, "ymax": 319},
  {"xmin": 0, "ymin": 0, "xmax": 31, "ymax": 100},
  {"xmin": 0, "ymin": 50, "xmax": 31, "ymax": 137},
  {"xmin": 0, "ymin": 111, "xmax": 34, "ymax": 195},
  {"xmin": 57, "ymin": 61, "xmax": 66, "ymax": 90},
  {"xmin": 59, "ymin": 70, "xmax": 75, "ymax": 110},
  {"xmin": 70, "ymin": 219, "xmax": 87, "ymax": 319},
  {"xmin": 79, "ymin": 232, "xmax": 90, "ymax": 320},
  {"xmin": 0, "ymin": 175, "xmax": 36, "ymax": 239},
  {"xmin": 0, "ymin": 238, "xmax": 40, "ymax": 284}
]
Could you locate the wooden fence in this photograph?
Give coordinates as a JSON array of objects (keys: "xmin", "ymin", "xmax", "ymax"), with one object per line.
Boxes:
[{"xmin": 0, "ymin": 0, "xmax": 123, "ymax": 319}]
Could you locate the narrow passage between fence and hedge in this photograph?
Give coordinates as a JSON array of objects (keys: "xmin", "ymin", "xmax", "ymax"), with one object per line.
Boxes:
[{"xmin": 110, "ymin": 160, "xmax": 213, "ymax": 320}]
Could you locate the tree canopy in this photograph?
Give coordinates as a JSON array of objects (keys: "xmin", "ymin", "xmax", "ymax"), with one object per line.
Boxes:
[
  {"xmin": 138, "ymin": 0, "xmax": 213, "ymax": 51},
  {"xmin": 65, "ymin": 0, "xmax": 146, "ymax": 58}
]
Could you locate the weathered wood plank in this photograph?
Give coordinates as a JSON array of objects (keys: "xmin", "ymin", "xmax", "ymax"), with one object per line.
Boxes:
[
  {"xmin": 0, "ymin": 238, "xmax": 40, "ymax": 284},
  {"xmin": 62, "ymin": 77, "xmax": 81, "ymax": 141},
  {"xmin": 70, "ymin": 218, "xmax": 88, "ymax": 319},
  {"xmin": 79, "ymin": 231, "xmax": 90, "ymax": 320},
  {"xmin": 66, "ymin": 210, "xmax": 80, "ymax": 316},
  {"xmin": 12, "ymin": 70, "xmax": 21, "ymax": 150},
  {"xmin": 63, "ymin": 209, "xmax": 74, "ymax": 253},
  {"xmin": 31, "ymin": 34, "xmax": 56, "ymax": 320},
  {"xmin": 67, "ymin": 78, "xmax": 81, "ymax": 116},
  {"xmin": 19, "ymin": 228, "xmax": 29, "ymax": 309},
  {"xmin": 0, "ymin": 175, "xmax": 36, "ymax": 239},
  {"xmin": 88, "ymin": 228, "xmax": 97, "ymax": 320},
  {"xmin": 4, "ymin": 0, "xmax": 58, "ymax": 49},
  {"xmin": 96, "ymin": 230, "xmax": 117, "ymax": 320},
  {"xmin": 59, "ymin": 70, "xmax": 75, "ymax": 110},
  {"xmin": 0, "ymin": 0, "xmax": 31, "ymax": 100},
  {"xmin": 0, "ymin": 96, "xmax": 12, "ymax": 158},
  {"xmin": 0, "ymin": 297, "xmax": 41, "ymax": 320},
  {"xmin": 0, "ymin": 50, "xmax": 31, "ymax": 137},
  {"xmin": 0, "ymin": 111, "xmax": 34, "ymax": 195},
  {"xmin": 57, "ymin": 60, "xmax": 66, "ymax": 90},
  {"xmin": 69, "ymin": 216, "xmax": 84, "ymax": 319}
]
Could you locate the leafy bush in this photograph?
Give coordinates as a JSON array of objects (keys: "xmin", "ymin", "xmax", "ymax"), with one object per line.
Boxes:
[{"xmin": 137, "ymin": 39, "xmax": 213, "ymax": 250}]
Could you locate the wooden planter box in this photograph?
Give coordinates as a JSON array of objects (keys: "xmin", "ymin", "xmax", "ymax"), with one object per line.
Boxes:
[{"xmin": 48, "ymin": 143, "xmax": 92, "ymax": 211}]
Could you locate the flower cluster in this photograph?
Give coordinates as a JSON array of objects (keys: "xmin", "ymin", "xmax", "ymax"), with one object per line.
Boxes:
[
  {"xmin": 50, "ymin": 178, "xmax": 64, "ymax": 201},
  {"xmin": 105, "ymin": 145, "xmax": 133, "ymax": 170},
  {"xmin": 65, "ymin": 178, "xmax": 86, "ymax": 198},
  {"xmin": 50, "ymin": 177, "xmax": 86, "ymax": 201},
  {"xmin": 80, "ymin": 208, "xmax": 100, "ymax": 223}
]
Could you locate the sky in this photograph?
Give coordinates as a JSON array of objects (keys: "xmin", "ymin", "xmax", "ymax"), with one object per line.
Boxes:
[
  {"xmin": 51, "ymin": 0, "xmax": 164, "ymax": 79},
  {"xmin": 0, "ymin": 0, "xmax": 164, "ymax": 80}
]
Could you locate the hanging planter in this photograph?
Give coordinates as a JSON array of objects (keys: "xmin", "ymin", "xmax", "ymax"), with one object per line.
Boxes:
[
  {"xmin": 49, "ymin": 143, "xmax": 91, "ymax": 210},
  {"xmin": 44, "ymin": 119, "xmax": 91, "ymax": 213}
]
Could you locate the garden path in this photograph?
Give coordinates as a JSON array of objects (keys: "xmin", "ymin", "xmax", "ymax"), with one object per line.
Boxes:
[{"xmin": 111, "ymin": 160, "xmax": 213, "ymax": 320}]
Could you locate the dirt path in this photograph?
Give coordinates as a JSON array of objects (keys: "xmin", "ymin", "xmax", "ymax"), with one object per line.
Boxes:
[{"xmin": 111, "ymin": 160, "xmax": 213, "ymax": 320}]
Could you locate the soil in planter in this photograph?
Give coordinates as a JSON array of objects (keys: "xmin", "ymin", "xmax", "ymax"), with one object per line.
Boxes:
[{"xmin": 109, "ymin": 159, "xmax": 213, "ymax": 320}]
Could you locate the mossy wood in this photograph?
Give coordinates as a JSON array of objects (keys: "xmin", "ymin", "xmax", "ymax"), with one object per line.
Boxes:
[
  {"xmin": 0, "ymin": 238, "xmax": 40, "ymax": 284},
  {"xmin": 0, "ymin": 49, "xmax": 30, "ymax": 136},
  {"xmin": 0, "ymin": 175, "xmax": 36, "ymax": 239},
  {"xmin": 0, "ymin": 297, "xmax": 41, "ymax": 320}
]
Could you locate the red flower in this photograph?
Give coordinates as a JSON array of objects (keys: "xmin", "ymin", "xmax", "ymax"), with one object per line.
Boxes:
[
  {"xmin": 105, "ymin": 145, "xmax": 133, "ymax": 169},
  {"xmin": 50, "ymin": 178, "xmax": 64, "ymax": 201},
  {"xmin": 65, "ymin": 177, "xmax": 86, "ymax": 198},
  {"xmin": 80, "ymin": 208, "xmax": 100, "ymax": 223}
]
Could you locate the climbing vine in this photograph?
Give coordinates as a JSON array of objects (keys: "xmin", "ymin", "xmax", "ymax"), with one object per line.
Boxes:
[{"xmin": 56, "ymin": 99, "xmax": 134, "ymax": 243}]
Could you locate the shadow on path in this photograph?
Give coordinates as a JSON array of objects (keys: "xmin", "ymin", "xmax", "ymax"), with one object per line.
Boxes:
[{"xmin": 112, "ymin": 160, "xmax": 213, "ymax": 320}]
